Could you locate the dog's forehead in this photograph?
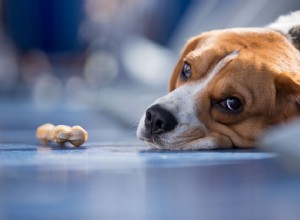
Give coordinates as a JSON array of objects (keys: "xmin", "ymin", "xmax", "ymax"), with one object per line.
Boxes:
[
  {"xmin": 183, "ymin": 30, "xmax": 244, "ymax": 75},
  {"xmin": 183, "ymin": 28, "xmax": 296, "ymax": 78},
  {"xmin": 183, "ymin": 35, "xmax": 242, "ymax": 81},
  {"xmin": 173, "ymin": 27, "xmax": 300, "ymax": 92},
  {"xmin": 188, "ymin": 28, "xmax": 284, "ymax": 55},
  {"xmin": 197, "ymin": 28, "xmax": 279, "ymax": 44},
  {"xmin": 176, "ymin": 29, "xmax": 288, "ymax": 98}
]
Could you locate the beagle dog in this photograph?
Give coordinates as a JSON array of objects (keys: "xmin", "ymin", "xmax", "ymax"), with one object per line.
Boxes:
[{"xmin": 137, "ymin": 11, "xmax": 300, "ymax": 150}]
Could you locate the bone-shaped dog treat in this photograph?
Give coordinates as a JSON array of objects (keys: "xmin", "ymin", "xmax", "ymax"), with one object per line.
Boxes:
[{"xmin": 36, "ymin": 123, "xmax": 88, "ymax": 147}]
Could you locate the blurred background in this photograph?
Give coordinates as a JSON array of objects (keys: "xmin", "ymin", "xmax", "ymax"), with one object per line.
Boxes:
[
  {"xmin": 1, "ymin": 1, "xmax": 300, "ymax": 220},
  {"xmin": 0, "ymin": 0, "xmax": 299, "ymax": 142}
]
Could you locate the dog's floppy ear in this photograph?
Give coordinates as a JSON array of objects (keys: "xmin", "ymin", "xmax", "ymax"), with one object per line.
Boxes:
[
  {"xmin": 169, "ymin": 37, "xmax": 200, "ymax": 91},
  {"xmin": 275, "ymin": 73, "xmax": 300, "ymax": 114},
  {"xmin": 268, "ymin": 11, "xmax": 300, "ymax": 51}
]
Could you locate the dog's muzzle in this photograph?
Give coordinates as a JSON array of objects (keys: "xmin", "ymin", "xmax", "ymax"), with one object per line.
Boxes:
[{"xmin": 143, "ymin": 104, "xmax": 177, "ymax": 138}]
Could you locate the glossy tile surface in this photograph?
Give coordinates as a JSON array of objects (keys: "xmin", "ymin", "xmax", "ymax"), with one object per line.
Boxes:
[
  {"xmin": 0, "ymin": 142, "xmax": 299, "ymax": 220},
  {"xmin": 0, "ymin": 102, "xmax": 299, "ymax": 220}
]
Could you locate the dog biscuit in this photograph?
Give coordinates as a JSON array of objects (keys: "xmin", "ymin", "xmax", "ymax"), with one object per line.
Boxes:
[{"xmin": 36, "ymin": 123, "xmax": 88, "ymax": 147}]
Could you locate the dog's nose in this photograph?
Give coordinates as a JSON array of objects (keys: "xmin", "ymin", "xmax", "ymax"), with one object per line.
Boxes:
[{"xmin": 145, "ymin": 104, "xmax": 177, "ymax": 135}]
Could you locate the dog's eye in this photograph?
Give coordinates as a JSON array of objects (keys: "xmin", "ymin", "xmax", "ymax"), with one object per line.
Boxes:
[
  {"xmin": 218, "ymin": 97, "xmax": 242, "ymax": 112},
  {"xmin": 180, "ymin": 62, "xmax": 191, "ymax": 80}
]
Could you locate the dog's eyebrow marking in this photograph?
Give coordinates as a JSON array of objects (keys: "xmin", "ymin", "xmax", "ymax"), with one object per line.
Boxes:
[
  {"xmin": 190, "ymin": 50, "xmax": 239, "ymax": 95},
  {"xmin": 206, "ymin": 50, "xmax": 239, "ymax": 83}
]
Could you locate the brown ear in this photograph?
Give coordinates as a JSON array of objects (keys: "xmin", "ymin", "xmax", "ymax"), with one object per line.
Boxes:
[
  {"xmin": 275, "ymin": 73, "xmax": 300, "ymax": 112},
  {"xmin": 275, "ymin": 73, "xmax": 300, "ymax": 96},
  {"xmin": 169, "ymin": 36, "xmax": 201, "ymax": 91}
]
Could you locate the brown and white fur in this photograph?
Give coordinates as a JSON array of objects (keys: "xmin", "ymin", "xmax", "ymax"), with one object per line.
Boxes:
[{"xmin": 137, "ymin": 11, "xmax": 300, "ymax": 150}]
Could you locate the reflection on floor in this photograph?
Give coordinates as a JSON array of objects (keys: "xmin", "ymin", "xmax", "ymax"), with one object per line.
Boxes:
[
  {"xmin": 0, "ymin": 142, "xmax": 300, "ymax": 220},
  {"xmin": 0, "ymin": 102, "xmax": 300, "ymax": 220}
]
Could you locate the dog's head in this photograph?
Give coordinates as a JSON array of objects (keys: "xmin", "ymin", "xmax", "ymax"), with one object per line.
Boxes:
[{"xmin": 137, "ymin": 12, "xmax": 300, "ymax": 150}]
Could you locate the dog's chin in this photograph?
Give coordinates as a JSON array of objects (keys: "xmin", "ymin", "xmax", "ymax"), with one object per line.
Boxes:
[
  {"xmin": 138, "ymin": 134, "xmax": 166, "ymax": 150},
  {"xmin": 138, "ymin": 133, "xmax": 216, "ymax": 150}
]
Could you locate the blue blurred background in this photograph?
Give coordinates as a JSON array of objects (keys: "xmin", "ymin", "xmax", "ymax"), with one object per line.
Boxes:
[
  {"xmin": 0, "ymin": 0, "xmax": 299, "ymax": 138},
  {"xmin": 0, "ymin": 1, "xmax": 300, "ymax": 220}
]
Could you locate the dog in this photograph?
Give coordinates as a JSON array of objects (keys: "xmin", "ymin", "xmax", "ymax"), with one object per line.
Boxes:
[{"xmin": 137, "ymin": 11, "xmax": 300, "ymax": 150}]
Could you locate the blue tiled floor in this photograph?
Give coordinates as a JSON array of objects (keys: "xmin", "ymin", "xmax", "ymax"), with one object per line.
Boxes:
[{"xmin": 0, "ymin": 102, "xmax": 299, "ymax": 220}]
